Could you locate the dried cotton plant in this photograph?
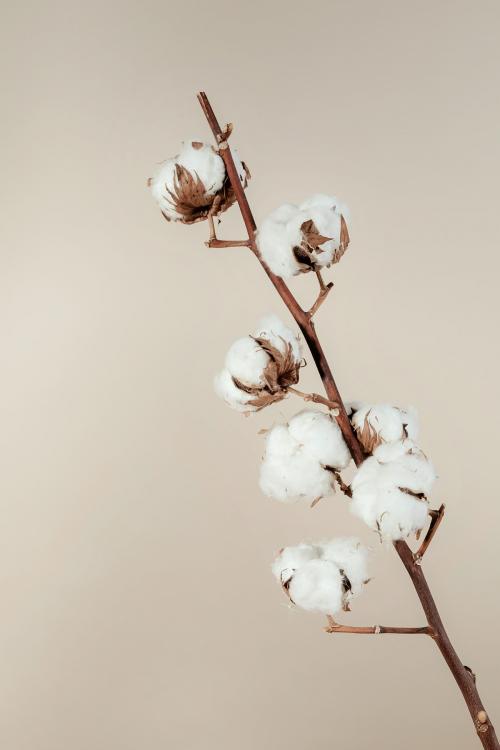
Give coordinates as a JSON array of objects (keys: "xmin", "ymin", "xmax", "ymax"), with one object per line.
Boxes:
[{"xmin": 149, "ymin": 93, "xmax": 499, "ymax": 749}]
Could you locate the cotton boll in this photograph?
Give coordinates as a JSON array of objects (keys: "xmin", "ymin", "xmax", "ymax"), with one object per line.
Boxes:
[
  {"xmin": 150, "ymin": 139, "xmax": 249, "ymax": 224},
  {"xmin": 224, "ymin": 336, "xmax": 271, "ymax": 388},
  {"xmin": 259, "ymin": 410, "xmax": 350, "ymax": 502},
  {"xmin": 350, "ymin": 446, "xmax": 433, "ymax": 542},
  {"xmin": 213, "ymin": 369, "xmax": 255, "ymax": 412},
  {"xmin": 272, "ymin": 543, "xmax": 319, "ymax": 584},
  {"xmin": 257, "ymin": 195, "xmax": 350, "ymax": 279},
  {"xmin": 319, "ymin": 538, "xmax": 369, "ymax": 596},
  {"xmin": 288, "ymin": 410, "xmax": 351, "ymax": 470},
  {"xmin": 216, "ymin": 319, "xmax": 303, "ymax": 414},
  {"xmin": 288, "ymin": 559, "xmax": 344, "ymax": 614},
  {"xmin": 254, "ymin": 314, "xmax": 302, "ymax": 362}
]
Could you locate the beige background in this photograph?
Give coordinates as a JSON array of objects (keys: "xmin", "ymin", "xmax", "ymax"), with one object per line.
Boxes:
[{"xmin": 2, "ymin": 1, "xmax": 500, "ymax": 748}]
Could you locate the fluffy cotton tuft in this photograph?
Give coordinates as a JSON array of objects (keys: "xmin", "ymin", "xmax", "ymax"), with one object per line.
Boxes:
[
  {"xmin": 213, "ymin": 368, "xmax": 254, "ymax": 413},
  {"xmin": 348, "ymin": 402, "xmax": 418, "ymax": 454},
  {"xmin": 350, "ymin": 439, "xmax": 436, "ymax": 541},
  {"xmin": 272, "ymin": 538, "xmax": 369, "ymax": 614},
  {"xmin": 260, "ymin": 410, "xmax": 351, "ymax": 502},
  {"xmin": 256, "ymin": 194, "xmax": 350, "ymax": 279},
  {"xmin": 149, "ymin": 139, "xmax": 249, "ymax": 224},
  {"xmin": 214, "ymin": 315, "xmax": 302, "ymax": 413}
]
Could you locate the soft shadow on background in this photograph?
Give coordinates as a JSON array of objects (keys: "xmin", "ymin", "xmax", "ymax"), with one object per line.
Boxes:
[{"xmin": 2, "ymin": 1, "xmax": 500, "ymax": 748}]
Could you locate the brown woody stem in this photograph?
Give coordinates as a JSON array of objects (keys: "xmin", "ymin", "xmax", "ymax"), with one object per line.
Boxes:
[
  {"xmin": 325, "ymin": 616, "xmax": 432, "ymax": 636},
  {"xmin": 197, "ymin": 91, "xmax": 499, "ymax": 750}
]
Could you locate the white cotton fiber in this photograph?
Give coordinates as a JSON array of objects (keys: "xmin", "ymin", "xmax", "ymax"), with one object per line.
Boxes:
[
  {"xmin": 213, "ymin": 369, "xmax": 255, "ymax": 413},
  {"xmin": 272, "ymin": 543, "xmax": 319, "ymax": 584},
  {"xmin": 288, "ymin": 559, "xmax": 344, "ymax": 614},
  {"xmin": 299, "ymin": 193, "xmax": 350, "ymax": 223},
  {"xmin": 350, "ymin": 440, "xmax": 436, "ymax": 542},
  {"xmin": 150, "ymin": 140, "xmax": 226, "ymax": 220},
  {"xmin": 288, "ymin": 410, "xmax": 351, "ymax": 469},
  {"xmin": 319, "ymin": 538, "xmax": 369, "ymax": 596},
  {"xmin": 349, "ymin": 402, "xmax": 418, "ymax": 453},
  {"xmin": 254, "ymin": 314, "xmax": 302, "ymax": 362},
  {"xmin": 257, "ymin": 204, "xmax": 305, "ymax": 278},
  {"xmin": 224, "ymin": 336, "xmax": 271, "ymax": 388},
  {"xmin": 260, "ymin": 425, "xmax": 334, "ymax": 502},
  {"xmin": 259, "ymin": 410, "xmax": 350, "ymax": 503}
]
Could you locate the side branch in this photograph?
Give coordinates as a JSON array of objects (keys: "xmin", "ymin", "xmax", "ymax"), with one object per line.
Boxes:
[
  {"xmin": 206, "ymin": 239, "xmax": 251, "ymax": 248},
  {"xmin": 414, "ymin": 504, "xmax": 446, "ymax": 561},
  {"xmin": 287, "ymin": 386, "xmax": 339, "ymax": 411},
  {"xmin": 325, "ymin": 616, "xmax": 432, "ymax": 636}
]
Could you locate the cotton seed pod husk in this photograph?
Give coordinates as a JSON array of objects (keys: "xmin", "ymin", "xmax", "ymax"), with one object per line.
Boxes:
[
  {"xmin": 232, "ymin": 335, "xmax": 301, "ymax": 411},
  {"xmin": 292, "ymin": 215, "xmax": 350, "ymax": 272}
]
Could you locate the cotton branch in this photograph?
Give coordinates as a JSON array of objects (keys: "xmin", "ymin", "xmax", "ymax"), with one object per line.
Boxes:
[
  {"xmin": 196, "ymin": 92, "xmax": 500, "ymax": 750},
  {"xmin": 325, "ymin": 616, "xmax": 432, "ymax": 636}
]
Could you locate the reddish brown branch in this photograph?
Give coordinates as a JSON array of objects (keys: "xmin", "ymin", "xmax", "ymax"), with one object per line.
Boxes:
[
  {"xmin": 197, "ymin": 92, "xmax": 499, "ymax": 750},
  {"xmin": 325, "ymin": 616, "xmax": 432, "ymax": 636}
]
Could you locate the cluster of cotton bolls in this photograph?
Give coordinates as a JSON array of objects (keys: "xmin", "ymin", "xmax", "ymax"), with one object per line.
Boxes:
[
  {"xmin": 272, "ymin": 538, "xmax": 369, "ymax": 614},
  {"xmin": 259, "ymin": 410, "xmax": 351, "ymax": 503},
  {"xmin": 256, "ymin": 194, "xmax": 350, "ymax": 279},
  {"xmin": 214, "ymin": 315, "xmax": 303, "ymax": 412},
  {"xmin": 149, "ymin": 139, "xmax": 249, "ymax": 223},
  {"xmin": 348, "ymin": 403, "xmax": 436, "ymax": 542}
]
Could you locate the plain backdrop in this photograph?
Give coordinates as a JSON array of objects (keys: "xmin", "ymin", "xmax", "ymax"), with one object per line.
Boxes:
[{"xmin": 2, "ymin": 1, "xmax": 500, "ymax": 748}]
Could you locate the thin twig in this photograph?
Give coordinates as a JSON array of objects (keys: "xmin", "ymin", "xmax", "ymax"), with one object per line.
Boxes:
[
  {"xmin": 206, "ymin": 239, "xmax": 251, "ymax": 248},
  {"xmin": 414, "ymin": 504, "xmax": 446, "ymax": 561},
  {"xmin": 325, "ymin": 616, "xmax": 432, "ymax": 636},
  {"xmin": 307, "ymin": 281, "xmax": 334, "ymax": 319},
  {"xmin": 316, "ymin": 269, "xmax": 327, "ymax": 291},
  {"xmin": 287, "ymin": 386, "xmax": 339, "ymax": 411}
]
